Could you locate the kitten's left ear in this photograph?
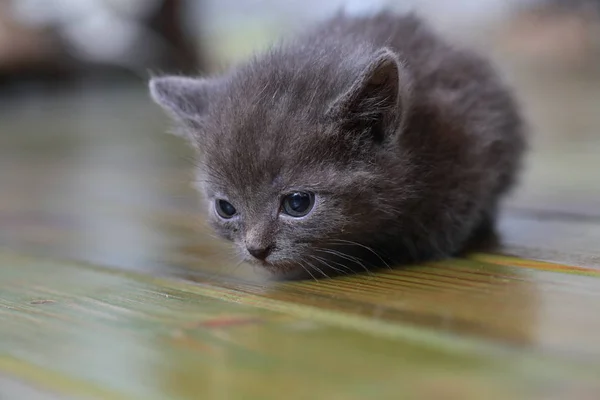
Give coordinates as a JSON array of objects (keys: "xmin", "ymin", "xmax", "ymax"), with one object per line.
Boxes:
[
  {"xmin": 149, "ymin": 75, "xmax": 217, "ymax": 124},
  {"xmin": 326, "ymin": 48, "xmax": 411, "ymax": 139}
]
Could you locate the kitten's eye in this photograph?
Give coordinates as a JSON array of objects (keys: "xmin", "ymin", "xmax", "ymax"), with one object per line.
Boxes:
[
  {"xmin": 282, "ymin": 192, "xmax": 315, "ymax": 217},
  {"xmin": 216, "ymin": 199, "xmax": 237, "ymax": 219}
]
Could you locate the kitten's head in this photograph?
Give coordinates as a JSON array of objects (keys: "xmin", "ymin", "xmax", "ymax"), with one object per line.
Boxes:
[{"xmin": 149, "ymin": 46, "xmax": 413, "ymax": 278}]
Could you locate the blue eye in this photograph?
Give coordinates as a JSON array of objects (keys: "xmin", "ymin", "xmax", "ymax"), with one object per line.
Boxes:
[
  {"xmin": 282, "ymin": 192, "xmax": 315, "ymax": 217},
  {"xmin": 216, "ymin": 199, "xmax": 236, "ymax": 219}
]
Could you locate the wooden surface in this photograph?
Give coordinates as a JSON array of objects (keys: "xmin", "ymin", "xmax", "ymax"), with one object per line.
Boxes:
[{"xmin": 1, "ymin": 63, "xmax": 600, "ymax": 399}]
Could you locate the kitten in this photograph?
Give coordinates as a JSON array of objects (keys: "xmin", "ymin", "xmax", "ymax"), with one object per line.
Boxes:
[{"xmin": 149, "ymin": 12, "xmax": 526, "ymax": 279}]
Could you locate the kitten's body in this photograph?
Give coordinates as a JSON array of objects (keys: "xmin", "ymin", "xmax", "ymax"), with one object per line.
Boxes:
[{"xmin": 150, "ymin": 13, "xmax": 526, "ymax": 278}]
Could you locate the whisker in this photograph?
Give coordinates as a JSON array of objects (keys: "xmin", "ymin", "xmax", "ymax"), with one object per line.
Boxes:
[
  {"xmin": 328, "ymin": 239, "xmax": 391, "ymax": 270},
  {"xmin": 204, "ymin": 233, "xmax": 224, "ymax": 241},
  {"xmin": 296, "ymin": 260, "xmax": 319, "ymax": 282},
  {"xmin": 309, "ymin": 255, "xmax": 349, "ymax": 275},
  {"xmin": 231, "ymin": 258, "xmax": 246, "ymax": 273},
  {"xmin": 303, "ymin": 258, "xmax": 330, "ymax": 279},
  {"xmin": 314, "ymin": 247, "xmax": 361, "ymax": 263},
  {"xmin": 313, "ymin": 248, "xmax": 372, "ymax": 275}
]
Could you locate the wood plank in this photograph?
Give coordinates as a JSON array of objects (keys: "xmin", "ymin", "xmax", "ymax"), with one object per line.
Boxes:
[
  {"xmin": 500, "ymin": 211, "xmax": 600, "ymax": 268},
  {"xmin": 1, "ymin": 251, "xmax": 599, "ymax": 400}
]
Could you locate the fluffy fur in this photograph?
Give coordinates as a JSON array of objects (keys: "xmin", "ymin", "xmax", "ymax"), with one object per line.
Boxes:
[{"xmin": 149, "ymin": 12, "xmax": 526, "ymax": 279}]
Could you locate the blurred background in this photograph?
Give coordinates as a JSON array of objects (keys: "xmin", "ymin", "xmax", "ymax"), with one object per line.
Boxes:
[{"xmin": 1, "ymin": 0, "xmax": 600, "ymax": 277}]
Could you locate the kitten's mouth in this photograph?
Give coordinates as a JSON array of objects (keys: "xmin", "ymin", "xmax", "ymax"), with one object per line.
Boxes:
[
  {"xmin": 256, "ymin": 259, "xmax": 273, "ymax": 268},
  {"xmin": 246, "ymin": 257, "xmax": 299, "ymax": 275}
]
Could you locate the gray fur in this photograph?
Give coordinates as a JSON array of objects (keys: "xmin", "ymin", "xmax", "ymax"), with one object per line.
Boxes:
[{"xmin": 149, "ymin": 12, "xmax": 526, "ymax": 279}]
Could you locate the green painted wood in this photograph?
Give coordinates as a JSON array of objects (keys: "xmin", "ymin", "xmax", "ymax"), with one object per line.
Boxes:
[{"xmin": 1, "ymin": 252, "xmax": 599, "ymax": 400}]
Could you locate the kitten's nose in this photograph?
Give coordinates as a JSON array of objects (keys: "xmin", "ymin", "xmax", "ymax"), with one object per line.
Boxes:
[{"xmin": 247, "ymin": 245, "xmax": 272, "ymax": 261}]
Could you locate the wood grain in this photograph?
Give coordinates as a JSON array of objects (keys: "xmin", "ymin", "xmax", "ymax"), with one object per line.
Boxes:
[{"xmin": 1, "ymin": 251, "xmax": 599, "ymax": 400}]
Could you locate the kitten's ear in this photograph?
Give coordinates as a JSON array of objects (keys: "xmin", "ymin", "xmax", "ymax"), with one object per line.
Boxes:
[
  {"xmin": 149, "ymin": 76, "xmax": 216, "ymax": 124},
  {"xmin": 326, "ymin": 48, "xmax": 411, "ymax": 139}
]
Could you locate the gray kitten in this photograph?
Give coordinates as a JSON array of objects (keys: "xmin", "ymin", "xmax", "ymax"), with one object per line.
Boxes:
[{"xmin": 149, "ymin": 13, "xmax": 526, "ymax": 279}]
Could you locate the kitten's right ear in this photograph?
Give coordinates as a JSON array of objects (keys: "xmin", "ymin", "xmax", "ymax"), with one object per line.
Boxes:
[{"xmin": 149, "ymin": 76, "xmax": 215, "ymax": 124}]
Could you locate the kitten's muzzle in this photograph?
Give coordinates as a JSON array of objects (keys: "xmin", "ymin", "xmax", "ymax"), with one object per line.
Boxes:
[{"xmin": 247, "ymin": 245, "xmax": 273, "ymax": 261}]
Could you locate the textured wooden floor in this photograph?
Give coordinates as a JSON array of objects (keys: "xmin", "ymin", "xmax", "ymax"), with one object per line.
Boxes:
[{"xmin": 1, "ymin": 63, "xmax": 600, "ymax": 399}]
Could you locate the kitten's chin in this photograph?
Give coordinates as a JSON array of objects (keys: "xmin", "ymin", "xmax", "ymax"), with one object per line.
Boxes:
[{"xmin": 246, "ymin": 259, "xmax": 309, "ymax": 280}]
